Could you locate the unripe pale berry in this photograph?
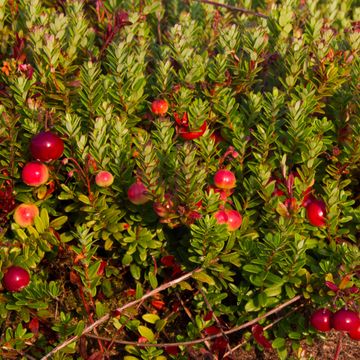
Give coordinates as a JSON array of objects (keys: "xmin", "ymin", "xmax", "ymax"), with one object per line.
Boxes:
[
  {"xmin": 22, "ymin": 162, "xmax": 49, "ymax": 187},
  {"xmin": 95, "ymin": 171, "xmax": 114, "ymax": 187},
  {"xmin": 13, "ymin": 203, "xmax": 39, "ymax": 227},
  {"xmin": 213, "ymin": 170, "xmax": 236, "ymax": 190}
]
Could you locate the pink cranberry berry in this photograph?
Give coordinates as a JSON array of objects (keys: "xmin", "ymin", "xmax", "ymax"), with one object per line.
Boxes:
[
  {"xmin": 95, "ymin": 171, "xmax": 114, "ymax": 187},
  {"xmin": 21, "ymin": 162, "xmax": 49, "ymax": 187},
  {"xmin": 128, "ymin": 182, "xmax": 149, "ymax": 205},
  {"xmin": 213, "ymin": 170, "xmax": 236, "ymax": 190}
]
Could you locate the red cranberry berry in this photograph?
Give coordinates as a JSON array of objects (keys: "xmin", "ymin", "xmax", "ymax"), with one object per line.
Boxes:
[
  {"xmin": 30, "ymin": 131, "xmax": 64, "ymax": 162},
  {"xmin": 178, "ymin": 122, "xmax": 207, "ymax": 140},
  {"xmin": 310, "ymin": 308, "xmax": 332, "ymax": 332},
  {"xmin": 332, "ymin": 309, "xmax": 360, "ymax": 332},
  {"xmin": 151, "ymin": 99, "xmax": 168, "ymax": 116},
  {"xmin": 306, "ymin": 199, "xmax": 326, "ymax": 227},
  {"xmin": 349, "ymin": 323, "xmax": 360, "ymax": 341},
  {"xmin": 21, "ymin": 162, "xmax": 49, "ymax": 187},
  {"xmin": 128, "ymin": 182, "xmax": 149, "ymax": 205},
  {"xmin": 214, "ymin": 210, "xmax": 228, "ymax": 225},
  {"xmin": 215, "ymin": 209, "xmax": 242, "ymax": 231},
  {"xmin": 2, "ymin": 266, "xmax": 30, "ymax": 292},
  {"xmin": 226, "ymin": 209, "xmax": 242, "ymax": 231},
  {"xmin": 214, "ymin": 169, "xmax": 236, "ymax": 190}
]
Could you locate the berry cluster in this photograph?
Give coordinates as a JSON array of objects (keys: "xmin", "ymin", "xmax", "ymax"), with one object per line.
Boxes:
[{"xmin": 310, "ymin": 308, "xmax": 360, "ymax": 340}]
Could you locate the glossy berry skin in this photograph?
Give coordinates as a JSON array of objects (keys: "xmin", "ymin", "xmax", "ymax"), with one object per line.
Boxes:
[
  {"xmin": 226, "ymin": 209, "xmax": 242, "ymax": 231},
  {"xmin": 306, "ymin": 199, "xmax": 326, "ymax": 227},
  {"xmin": 349, "ymin": 323, "xmax": 360, "ymax": 341},
  {"xmin": 215, "ymin": 209, "xmax": 242, "ymax": 231},
  {"xmin": 128, "ymin": 182, "xmax": 149, "ymax": 205},
  {"xmin": 214, "ymin": 169, "xmax": 236, "ymax": 190},
  {"xmin": 178, "ymin": 122, "xmax": 207, "ymax": 140},
  {"xmin": 151, "ymin": 99, "xmax": 168, "ymax": 116},
  {"xmin": 95, "ymin": 171, "xmax": 114, "ymax": 187},
  {"xmin": 2, "ymin": 266, "xmax": 30, "ymax": 292},
  {"xmin": 310, "ymin": 308, "xmax": 332, "ymax": 332},
  {"xmin": 22, "ymin": 162, "xmax": 49, "ymax": 187},
  {"xmin": 30, "ymin": 131, "xmax": 64, "ymax": 162},
  {"xmin": 13, "ymin": 203, "xmax": 39, "ymax": 227},
  {"xmin": 214, "ymin": 210, "xmax": 228, "ymax": 225},
  {"xmin": 332, "ymin": 309, "xmax": 360, "ymax": 332}
]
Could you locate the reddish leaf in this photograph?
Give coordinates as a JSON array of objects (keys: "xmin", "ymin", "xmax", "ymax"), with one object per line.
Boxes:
[
  {"xmin": 338, "ymin": 274, "xmax": 351, "ymax": 290},
  {"xmin": 348, "ymin": 286, "xmax": 359, "ymax": 294},
  {"xmin": 204, "ymin": 311, "xmax": 213, "ymax": 321},
  {"xmin": 124, "ymin": 288, "xmax": 136, "ymax": 297},
  {"xmin": 252, "ymin": 324, "xmax": 272, "ymax": 349},
  {"xmin": 86, "ymin": 351, "xmax": 104, "ymax": 360},
  {"xmin": 151, "ymin": 300, "xmax": 165, "ymax": 310},
  {"xmin": 165, "ymin": 345, "xmax": 180, "ymax": 355},
  {"xmin": 325, "ymin": 281, "xmax": 339, "ymax": 292},
  {"xmin": 97, "ymin": 260, "xmax": 107, "ymax": 276},
  {"xmin": 69, "ymin": 271, "xmax": 81, "ymax": 286},
  {"xmin": 204, "ymin": 325, "xmax": 221, "ymax": 335},
  {"xmin": 161, "ymin": 255, "xmax": 175, "ymax": 267},
  {"xmin": 28, "ymin": 317, "xmax": 39, "ymax": 335},
  {"xmin": 211, "ymin": 337, "xmax": 228, "ymax": 353}
]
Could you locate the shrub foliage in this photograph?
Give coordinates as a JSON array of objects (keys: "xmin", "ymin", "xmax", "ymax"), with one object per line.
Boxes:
[{"xmin": 0, "ymin": 0, "xmax": 359, "ymax": 359}]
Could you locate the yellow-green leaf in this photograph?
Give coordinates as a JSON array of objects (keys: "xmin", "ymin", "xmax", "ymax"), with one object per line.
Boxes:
[
  {"xmin": 142, "ymin": 314, "xmax": 160, "ymax": 324},
  {"xmin": 192, "ymin": 271, "xmax": 215, "ymax": 285},
  {"xmin": 138, "ymin": 325, "xmax": 155, "ymax": 342}
]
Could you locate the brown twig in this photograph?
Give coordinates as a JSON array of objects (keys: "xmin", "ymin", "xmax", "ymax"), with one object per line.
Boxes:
[
  {"xmin": 198, "ymin": 287, "xmax": 232, "ymax": 355},
  {"xmin": 175, "ymin": 292, "xmax": 212, "ymax": 351},
  {"xmin": 333, "ymin": 332, "xmax": 343, "ymax": 360},
  {"xmin": 40, "ymin": 267, "xmax": 202, "ymax": 360},
  {"xmin": 223, "ymin": 303, "xmax": 305, "ymax": 357},
  {"xmin": 85, "ymin": 295, "xmax": 302, "ymax": 348},
  {"xmin": 193, "ymin": 0, "xmax": 268, "ymax": 19}
]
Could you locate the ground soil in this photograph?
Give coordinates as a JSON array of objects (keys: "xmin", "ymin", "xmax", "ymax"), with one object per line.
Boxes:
[{"xmin": 231, "ymin": 332, "xmax": 360, "ymax": 360}]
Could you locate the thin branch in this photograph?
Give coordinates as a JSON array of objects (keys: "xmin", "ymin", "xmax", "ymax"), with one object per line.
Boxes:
[
  {"xmin": 333, "ymin": 332, "xmax": 343, "ymax": 360},
  {"xmin": 85, "ymin": 295, "xmax": 302, "ymax": 347},
  {"xmin": 175, "ymin": 292, "xmax": 212, "ymax": 351},
  {"xmin": 193, "ymin": 0, "xmax": 268, "ymax": 19},
  {"xmin": 198, "ymin": 287, "xmax": 232, "ymax": 355},
  {"xmin": 40, "ymin": 267, "xmax": 202, "ymax": 360},
  {"xmin": 223, "ymin": 303, "xmax": 305, "ymax": 357}
]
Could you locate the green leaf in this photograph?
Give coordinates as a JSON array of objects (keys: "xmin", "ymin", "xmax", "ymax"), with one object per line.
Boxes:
[
  {"xmin": 138, "ymin": 325, "xmax": 155, "ymax": 342},
  {"xmin": 243, "ymin": 264, "xmax": 262, "ymax": 273},
  {"xmin": 74, "ymin": 321, "xmax": 85, "ymax": 336},
  {"xmin": 272, "ymin": 337, "xmax": 286, "ymax": 349},
  {"xmin": 130, "ymin": 264, "xmax": 141, "ymax": 280},
  {"xmin": 148, "ymin": 271, "xmax": 158, "ymax": 289},
  {"xmin": 142, "ymin": 314, "xmax": 160, "ymax": 324},
  {"xmin": 192, "ymin": 271, "xmax": 215, "ymax": 285},
  {"xmin": 50, "ymin": 216, "xmax": 68, "ymax": 229},
  {"xmin": 34, "ymin": 215, "xmax": 46, "ymax": 233},
  {"xmin": 78, "ymin": 194, "xmax": 91, "ymax": 204}
]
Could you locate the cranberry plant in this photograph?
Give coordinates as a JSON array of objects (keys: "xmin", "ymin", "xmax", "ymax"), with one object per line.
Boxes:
[{"xmin": 0, "ymin": 0, "xmax": 359, "ymax": 359}]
